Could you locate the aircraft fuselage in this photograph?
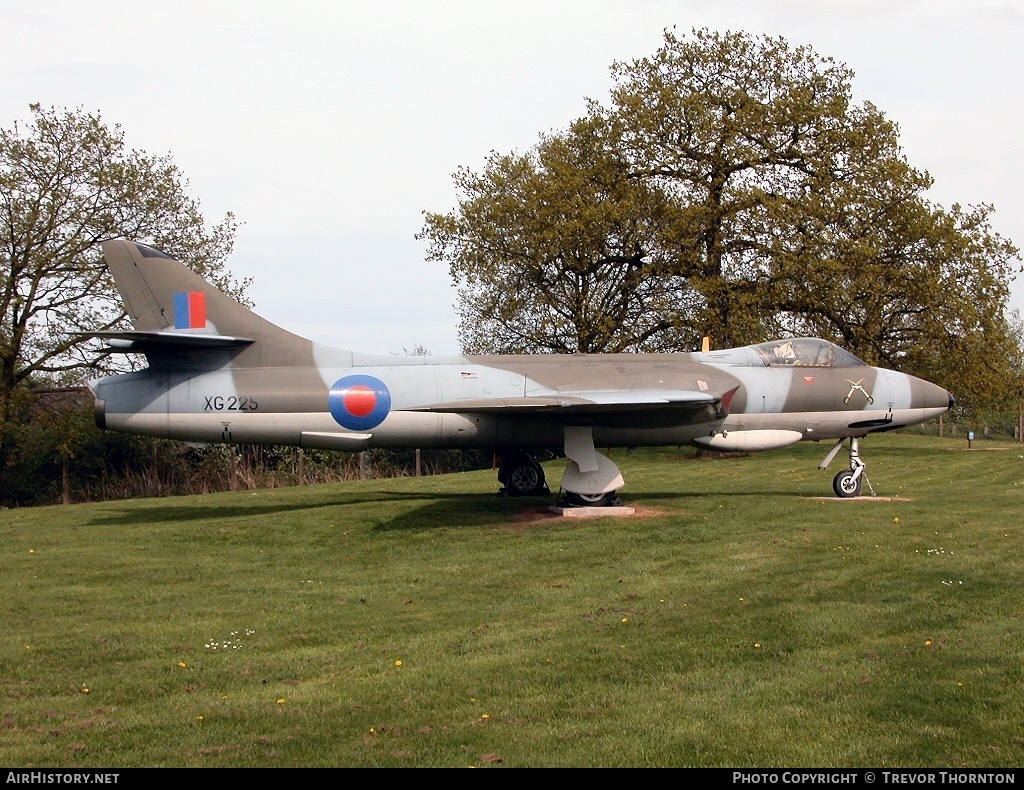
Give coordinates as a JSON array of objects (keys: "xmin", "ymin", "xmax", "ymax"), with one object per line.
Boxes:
[
  {"xmin": 87, "ymin": 241, "xmax": 953, "ymax": 501},
  {"xmin": 92, "ymin": 346, "xmax": 951, "ymax": 453}
]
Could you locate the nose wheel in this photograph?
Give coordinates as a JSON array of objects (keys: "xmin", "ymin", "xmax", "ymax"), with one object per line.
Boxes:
[
  {"xmin": 832, "ymin": 468, "xmax": 863, "ymax": 498},
  {"xmin": 821, "ymin": 437, "xmax": 874, "ymax": 498}
]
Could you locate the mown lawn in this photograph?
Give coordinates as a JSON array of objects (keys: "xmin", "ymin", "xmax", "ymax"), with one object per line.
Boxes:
[{"xmin": 2, "ymin": 434, "xmax": 1022, "ymax": 767}]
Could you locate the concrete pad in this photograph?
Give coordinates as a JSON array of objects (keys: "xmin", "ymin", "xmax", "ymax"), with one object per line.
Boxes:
[{"xmin": 549, "ymin": 505, "xmax": 636, "ymax": 518}]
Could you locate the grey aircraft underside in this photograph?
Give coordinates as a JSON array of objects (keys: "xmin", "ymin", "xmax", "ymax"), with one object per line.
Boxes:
[{"xmin": 87, "ymin": 240, "xmax": 954, "ymax": 504}]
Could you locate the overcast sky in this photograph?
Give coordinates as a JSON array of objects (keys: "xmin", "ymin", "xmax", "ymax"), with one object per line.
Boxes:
[{"xmin": 2, "ymin": 0, "xmax": 1020, "ymax": 355}]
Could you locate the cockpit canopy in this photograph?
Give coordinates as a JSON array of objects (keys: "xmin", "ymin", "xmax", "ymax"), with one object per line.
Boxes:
[{"xmin": 750, "ymin": 338, "xmax": 867, "ymax": 368}]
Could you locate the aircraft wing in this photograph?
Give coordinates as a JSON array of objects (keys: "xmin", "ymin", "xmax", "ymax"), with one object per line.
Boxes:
[{"xmin": 407, "ymin": 389, "xmax": 719, "ymax": 415}]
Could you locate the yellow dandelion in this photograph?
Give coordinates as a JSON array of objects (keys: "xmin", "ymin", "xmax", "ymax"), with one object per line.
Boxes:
[
  {"xmin": 925, "ymin": 640, "xmax": 932, "ymax": 646},
  {"xmin": 395, "ymin": 660, "xmax": 402, "ymax": 666},
  {"xmin": 277, "ymin": 698, "xmax": 285, "ymax": 704},
  {"xmin": 754, "ymin": 644, "xmax": 761, "ymax": 648},
  {"xmin": 621, "ymin": 618, "xmax": 628, "ymax": 623},
  {"xmin": 81, "ymin": 687, "xmax": 90, "ymax": 694},
  {"xmin": 29, "ymin": 549, "xmax": 34, "ymax": 554},
  {"xmin": 178, "ymin": 662, "xmax": 187, "ymax": 668},
  {"xmin": 369, "ymin": 727, "xmax": 376, "ymax": 733},
  {"xmin": 481, "ymin": 714, "xmax": 490, "ymax": 719},
  {"xmin": 894, "ymin": 517, "xmax": 900, "ymax": 523},
  {"xmin": 196, "ymin": 716, "xmax": 203, "ymax": 722}
]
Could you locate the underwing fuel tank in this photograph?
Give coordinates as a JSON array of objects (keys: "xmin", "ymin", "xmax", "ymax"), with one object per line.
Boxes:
[{"xmin": 693, "ymin": 429, "xmax": 804, "ymax": 452}]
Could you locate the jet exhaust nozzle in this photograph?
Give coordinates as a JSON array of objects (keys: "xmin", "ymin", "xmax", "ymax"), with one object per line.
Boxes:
[{"xmin": 94, "ymin": 397, "xmax": 107, "ymax": 431}]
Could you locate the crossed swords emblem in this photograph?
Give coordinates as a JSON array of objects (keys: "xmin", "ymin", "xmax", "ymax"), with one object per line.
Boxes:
[{"xmin": 844, "ymin": 379, "xmax": 874, "ymax": 405}]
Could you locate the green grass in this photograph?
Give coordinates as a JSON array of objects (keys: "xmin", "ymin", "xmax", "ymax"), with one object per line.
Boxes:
[{"xmin": 2, "ymin": 434, "xmax": 1022, "ymax": 767}]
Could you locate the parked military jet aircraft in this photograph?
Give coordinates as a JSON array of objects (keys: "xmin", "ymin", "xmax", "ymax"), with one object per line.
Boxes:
[{"xmin": 87, "ymin": 240, "xmax": 953, "ymax": 503}]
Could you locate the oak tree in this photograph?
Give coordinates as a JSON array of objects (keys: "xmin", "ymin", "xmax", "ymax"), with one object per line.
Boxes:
[
  {"xmin": 421, "ymin": 30, "xmax": 1019, "ymax": 411},
  {"xmin": 0, "ymin": 104, "xmax": 245, "ymax": 454},
  {"xmin": 422, "ymin": 118, "xmax": 696, "ymax": 354}
]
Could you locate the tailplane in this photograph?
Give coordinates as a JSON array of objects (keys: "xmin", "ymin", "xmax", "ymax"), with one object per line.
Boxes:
[{"xmin": 96, "ymin": 239, "xmax": 317, "ymax": 368}]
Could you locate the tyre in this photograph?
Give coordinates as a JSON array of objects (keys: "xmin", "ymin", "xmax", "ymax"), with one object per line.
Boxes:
[
  {"xmin": 499, "ymin": 451, "xmax": 548, "ymax": 497},
  {"xmin": 562, "ymin": 491, "xmax": 618, "ymax": 507},
  {"xmin": 832, "ymin": 469, "xmax": 862, "ymax": 498},
  {"xmin": 508, "ymin": 463, "xmax": 543, "ymax": 496}
]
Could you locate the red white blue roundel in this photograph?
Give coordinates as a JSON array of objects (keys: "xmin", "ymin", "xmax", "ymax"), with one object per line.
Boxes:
[{"xmin": 329, "ymin": 375, "xmax": 391, "ymax": 431}]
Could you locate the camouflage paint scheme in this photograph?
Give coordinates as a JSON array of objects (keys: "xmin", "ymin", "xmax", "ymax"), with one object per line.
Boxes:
[{"xmin": 88, "ymin": 241, "xmax": 953, "ymax": 501}]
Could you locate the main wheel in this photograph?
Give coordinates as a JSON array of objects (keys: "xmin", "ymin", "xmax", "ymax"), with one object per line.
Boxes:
[
  {"xmin": 832, "ymin": 469, "xmax": 862, "ymax": 498},
  {"xmin": 499, "ymin": 451, "xmax": 549, "ymax": 497},
  {"xmin": 562, "ymin": 491, "xmax": 618, "ymax": 507},
  {"xmin": 508, "ymin": 463, "xmax": 544, "ymax": 496}
]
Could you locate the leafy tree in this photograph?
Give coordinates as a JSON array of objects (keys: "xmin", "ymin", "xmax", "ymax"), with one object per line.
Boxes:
[
  {"xmin": 422, "ymin": 119, "xmax": 696, "ymax": 353},
  {"xmin": 422, "ymin": 29, "xmax": 1019, "ymax": 411},
  {"xmin": 0, "ymin": 103, "xmax": 244, "ymax": 456},
  {"xmin": 0, "ymin": 386, "xmax": 93, "ymax": 505}
]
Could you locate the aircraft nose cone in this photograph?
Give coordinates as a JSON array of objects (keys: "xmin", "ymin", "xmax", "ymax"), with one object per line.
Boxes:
[{"xmin": 918, "ymin": 378, "xmax": 954, "ymax": 412}]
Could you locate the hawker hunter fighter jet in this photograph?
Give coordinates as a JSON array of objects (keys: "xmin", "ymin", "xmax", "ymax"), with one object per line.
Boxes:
[{"xmin": 87, "ymin": 241, "xmax": 953, "ymax": 504}]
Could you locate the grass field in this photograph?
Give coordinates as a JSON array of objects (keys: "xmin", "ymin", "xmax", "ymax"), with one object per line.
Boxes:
[{"xmin": 2, "ymin": 433, "xmax": 1022, "ymax": 767}]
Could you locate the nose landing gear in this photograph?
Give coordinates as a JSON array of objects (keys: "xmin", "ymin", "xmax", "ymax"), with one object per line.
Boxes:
[{"xmin": 820, "ymin": 436, "xmax": 875, "ymax": 498}]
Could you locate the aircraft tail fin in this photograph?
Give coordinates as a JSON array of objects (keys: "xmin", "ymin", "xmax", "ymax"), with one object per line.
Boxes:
[{"xmin": 101, "ymin": 239, "xmax": 317, "ymax": 367}]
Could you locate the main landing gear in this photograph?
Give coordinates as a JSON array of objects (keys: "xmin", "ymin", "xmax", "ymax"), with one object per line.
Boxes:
[
  {"xmin": 497, "ymin": 426, "xmax": 626, "ymax": 507},
  {"xmin": 558, "ymin": 425, "xmax": 624, "ymax": 507},
  {"xmin": 819, "ymin": 436, "xmax": 874, "ymax": 498},
  {"xmin": 497, "ymin": 450, "xmax": 550, "ymax": 497},
  {"xmin": 560, "ymin": 490, "xmax": 622, "ymax": 508}
]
